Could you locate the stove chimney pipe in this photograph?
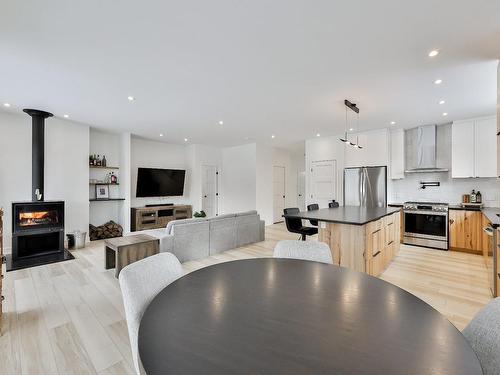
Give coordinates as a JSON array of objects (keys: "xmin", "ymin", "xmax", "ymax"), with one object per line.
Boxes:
[{"xmin": 23, "ymin": 109, "xmax": 53, "ymax": 201}]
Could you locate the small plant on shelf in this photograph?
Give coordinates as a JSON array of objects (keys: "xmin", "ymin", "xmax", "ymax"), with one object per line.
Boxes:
[{"xmin": 193, "ymin": 210, "xmax": 207, "ymax": 218}]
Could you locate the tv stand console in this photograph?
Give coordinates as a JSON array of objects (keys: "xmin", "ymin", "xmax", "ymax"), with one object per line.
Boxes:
[{"xmin": 131, "ymin": 204, "xmax": 192, "ymax": 232}]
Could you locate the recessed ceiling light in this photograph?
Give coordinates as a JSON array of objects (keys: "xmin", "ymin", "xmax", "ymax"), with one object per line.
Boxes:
[
  {"xmin": 316, "ymin": 133, "xmax": 321, "ymax": 137},
  {"xmin": 219, "ymin": 120, "xmax": 224, "ymax": 125},
  {"xmin": 159, "ymin": 133, "xmax": 164, "ymax": 137},
  {"xmin": 439, "ymin": 100, "xmax": 445, "ymax": 105},
  {"xmin": 63, "ymin": 114, "xmax": 69, "ymax": 118},
  {"xmin": 3, "ymin": 103, "xmax": 11, "ymax": 107},
  {"xmin": 428, "ymin": 50, "xmax": 439, "ymax": 57},
  {"xmin": 127, "ymin": 96, "xmax": 135, "ymax": 101},
  {"xmin": 390, "ymin": 121, "xmax": 396, "ymax": 125},
  {"xmin": 442, "ymin": 112, "xmax": 448, "ymax": 116},
  {"xmin": 349, "ymin": 128, "xmax": 354, "ymax": 131},
  {"xmin": 434, "ymin": 79, "xmax": 442, "ymax": 85},
  {"xmin": 184, "ymin": 138, "xmax": 188, "ymax": 142},
  {"xmin": 271, "ymin": 134, "xmax": 275, "ymax": 139}
]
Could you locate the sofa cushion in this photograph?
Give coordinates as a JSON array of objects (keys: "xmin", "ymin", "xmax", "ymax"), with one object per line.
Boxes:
[
  {"xmin": 210, "ymin": 213, "xmax": 236, "ymax": 221},
  {"xmin": 235, "ymin": 213, "xmax": 261, "ymax": 246},
  {"xmin": 171, "ymin": 221, "xmax": 210, "ymax": 262},
  {"xmin": 236, "ymin": 210, "xmax": 258, "ymax": 217},
  {"xmin": 209, "ymin": 216, "xmax": 237, "ymax": 255},
  {"xmin": 166, "ymin": 218, "xmax": 206, "ymax": 234}
]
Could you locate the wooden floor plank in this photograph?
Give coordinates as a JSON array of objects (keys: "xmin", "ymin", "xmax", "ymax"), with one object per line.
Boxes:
[{"xmin": 0, "ymin": 223, "xmax": 491, "ymax": 373}]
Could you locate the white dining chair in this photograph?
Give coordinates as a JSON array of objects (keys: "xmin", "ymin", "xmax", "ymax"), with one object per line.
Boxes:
[
  {"xmin": 273, "ymin": 240, "xmax": 333, "ymax": 264},
  {"xmin": 462, "ymin": 297, "xmax": 500, "ymax": 375},
  {"xmin": 119, "ymin": 252, "xmax": 183, "ymax": 375}
]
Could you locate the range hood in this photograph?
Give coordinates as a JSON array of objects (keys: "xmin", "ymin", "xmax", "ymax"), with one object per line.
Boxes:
[{"xmin": 404, "ymin": 124, "xmax": 449, "ymax": 173}]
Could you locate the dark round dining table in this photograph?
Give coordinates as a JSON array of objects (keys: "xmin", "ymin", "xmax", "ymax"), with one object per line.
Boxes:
[{"xmin": 138, "ymin": 258, "xmax": 483, "ymax": 374}]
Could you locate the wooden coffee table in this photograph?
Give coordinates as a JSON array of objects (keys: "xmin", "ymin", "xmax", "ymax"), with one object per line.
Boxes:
[{"xmin": 104, "ymin": 234, "xmax": 159, "ymax": 277}]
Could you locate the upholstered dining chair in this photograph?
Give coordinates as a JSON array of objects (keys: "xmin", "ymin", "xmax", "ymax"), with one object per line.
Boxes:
[
  {"xmin": 273, "ymin": 240, "xmax": 333, "ymax": 264},
  {"xmin": 119, "ymin": 252, "xmax": 183, "ymax": 375},
  {"xmin": 462, "ymin": 297, "xmax": 500, "ymax": 375},
  {"xmin": 306, "ymin": 203, "xmax": 319, "ymax": 226},
  {"xmin": 328, "ymin": 201, "xmax": 340, "ymax": 208}
]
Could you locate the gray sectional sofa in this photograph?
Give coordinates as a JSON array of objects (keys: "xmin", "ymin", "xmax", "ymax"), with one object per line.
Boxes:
[{"xmin": 135, "ymin": 210, "xmax": 265, "ymax": 263}]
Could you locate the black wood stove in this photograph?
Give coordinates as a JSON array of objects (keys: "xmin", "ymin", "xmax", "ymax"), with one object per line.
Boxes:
[{"xmin": 6, "ymin": 109, "xmax": 73, "ymax": 271}]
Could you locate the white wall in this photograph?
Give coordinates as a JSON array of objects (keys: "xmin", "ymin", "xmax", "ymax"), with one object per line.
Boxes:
[
  {"xmin": 89, "ymin": 128, "xmax": 123, "ymax": 226},
  {"xmin": 344, "ymin": 128, "xmax": 389, "ymax": 168},
  {"xmin": 220, "ymin": 143, "xmax": 257, "ymax": 215},
  {"xmin": 272, "ymin": 146, "xmax": 304, "ymax": 209},
  {"xmin": 256, "ymin": 144, "xmax": 273, "ymax": 225},
  {"xmin": 120, "ymin": 133, "xmax": 132, "ymax": 232},
  {"xmin": 130, "ymin": 137, "xmax": 190, "ymax": 207},
  {"xmin": 0, "ymin": 110, "xmax": 89, "ymax": 251},
  {"xmin": 305, "ymin": 135, "xmax": 345, "ymax": 206},
  {"xmin": 187, "ymin": 144, "xmax": 222, "ymax": 213}
]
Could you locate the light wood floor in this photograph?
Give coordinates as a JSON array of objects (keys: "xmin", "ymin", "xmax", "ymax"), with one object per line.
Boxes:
[{"xmin": 0, "ymin": 223, "xmax": 492, "ymax": 375}]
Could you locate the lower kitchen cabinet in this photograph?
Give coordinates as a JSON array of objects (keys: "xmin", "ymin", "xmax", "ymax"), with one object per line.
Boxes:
[
  {"xmin": 366, "ymin": 212, "xmax": 400, "ymax": 276},
  {"xmin": 449, "ymin": 210, "xmax": 489, "ymax": 254}
]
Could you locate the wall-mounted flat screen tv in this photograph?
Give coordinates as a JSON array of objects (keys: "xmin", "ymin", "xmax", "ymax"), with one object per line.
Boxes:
[{"xmin": 136, "ymin": 167, "xmax": 186, "ymax": 197}]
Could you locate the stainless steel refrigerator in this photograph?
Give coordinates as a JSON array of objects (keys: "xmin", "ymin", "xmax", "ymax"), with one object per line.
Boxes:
[{"xmin": 343, "ymin": 166, "xmax": 387, "ymax": 208}]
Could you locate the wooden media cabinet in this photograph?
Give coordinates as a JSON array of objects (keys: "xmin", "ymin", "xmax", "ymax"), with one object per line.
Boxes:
[{"xmin": 131, "ymin": 204, "xmax": 192, "ymax": 231}]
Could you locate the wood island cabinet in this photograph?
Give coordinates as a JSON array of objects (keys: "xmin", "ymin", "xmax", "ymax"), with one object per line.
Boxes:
[
  {"xmin": 319, "ymin": 211, "xmax": 400, "ymax": 277},
  {"xmin": 366, "ymin": 212, "xmax": 400, "ymax": 277}
]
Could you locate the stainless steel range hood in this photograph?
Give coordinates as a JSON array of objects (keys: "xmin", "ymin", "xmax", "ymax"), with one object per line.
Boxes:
[{"xmin": 404, "ymin": 125, "xmax": 449, "ymax": 173}]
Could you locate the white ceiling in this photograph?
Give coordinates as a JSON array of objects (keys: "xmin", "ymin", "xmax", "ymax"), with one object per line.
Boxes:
[{"xmin": 1, "ymin": 0, "xmax": 499, "ymax": 148}]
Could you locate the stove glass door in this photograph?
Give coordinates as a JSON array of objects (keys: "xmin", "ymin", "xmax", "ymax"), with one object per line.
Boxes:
[{"xmin": 404, "ymin": 212, "xmax": 447, "ymax": 238}]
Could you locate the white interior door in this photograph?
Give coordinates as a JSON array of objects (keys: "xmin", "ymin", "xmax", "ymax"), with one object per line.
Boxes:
[
  {"xmin": 273, "ymin": 166, "xmax": 286, "ymax": 223},
  {"xmin": 310, "ymin": 160, "xmax": 336, "ymax": 208},
  {"xmin": 201, "ymin": 165, "xmax": 218, "ymax": 217},
  {"xmin": 297, "ymin": 171, "xmax": 306, "ymax": 211}
]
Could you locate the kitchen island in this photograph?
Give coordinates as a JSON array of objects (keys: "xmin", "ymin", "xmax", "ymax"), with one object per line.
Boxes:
[{"xmin": 284, "ymin": 206, "xmax": 401, "ymax": 276}]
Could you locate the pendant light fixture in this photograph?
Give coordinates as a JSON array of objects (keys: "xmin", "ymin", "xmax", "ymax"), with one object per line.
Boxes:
[{"xmin": 340, "ymin": 99, "xmax": 362, "ymax": 149}]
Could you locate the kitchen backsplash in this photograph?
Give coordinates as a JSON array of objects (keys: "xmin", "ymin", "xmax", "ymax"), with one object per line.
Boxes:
[{"xmin": 388, "ymin": 172, "xmax": 500, "ymax": 206}]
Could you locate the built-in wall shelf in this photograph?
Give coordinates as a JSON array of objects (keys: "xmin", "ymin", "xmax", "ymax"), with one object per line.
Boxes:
[
  {"xmin": 89, "ymin": 182, "xmax": 120, "ymax": 185},
  {"xmin": 89, "ymin": 165, "xmax": 119, "ymax": 169},
  {"xmin": 89, "ymin": 198, "xmax": 125, "ymax": 202}
]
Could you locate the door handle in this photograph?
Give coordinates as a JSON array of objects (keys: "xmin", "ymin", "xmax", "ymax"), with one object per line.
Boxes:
[
  {"xmin": 283, "ymin": 195, "xmax": 285, "ymax": 199},
  {"xmin": 483, "ymin": 227, "xmax": 494, "ymax": 237}
]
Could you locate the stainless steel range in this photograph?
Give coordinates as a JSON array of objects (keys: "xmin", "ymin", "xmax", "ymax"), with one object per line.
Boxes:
[{"xmin": 403, "ymin": 202, "xmax": 449, "ymax": 250}]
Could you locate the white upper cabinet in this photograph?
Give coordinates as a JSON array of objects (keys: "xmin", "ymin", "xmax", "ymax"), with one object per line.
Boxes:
[
  {"xmin": 390, "ymin": 129, "xmax": 404, "ymax": 179},
  {"xmin": 452, "ymin": 116, "xmax": 497, "ymax": 178},
  {"xmin": 451, "ymin": 120, "xmax": 475, "ymax": 178},
  {"xmin": 344, "ymin": 129, "xmax": 389, "ymax": 168},
  {"xmin": 474, "ymin": 117, "xmax": 497, "ymax": 177}
]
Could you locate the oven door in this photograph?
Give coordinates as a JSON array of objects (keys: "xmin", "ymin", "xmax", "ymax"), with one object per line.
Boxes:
[{"xmin": 404, "ymin": 210, "xmax": 448, "ymax": 241}]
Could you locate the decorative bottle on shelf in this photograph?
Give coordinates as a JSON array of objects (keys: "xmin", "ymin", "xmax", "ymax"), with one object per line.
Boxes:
[
  {"xmin": 110, "ymin": 172, "xmax": 117, "ymax": 184},
  {"xmin": 476, "ymin": 191, "xmax": 482, "ymax": 204},
  {"xmin": 102, "ymin": 155, "xmax": 107, "ymax": 167},
  {"xmin": 89, "ymin": 154, "xmax": 93, "ymax": 165},
  {"xmin": 96, "ymin": 155, "xmax": 101, "ymax": 166},
  {"xmin": 93, "ymin": 154, "xmax": 97, "ymax": 166},
  {"xmin": 470, "ymin": 189, "xmax": 476, "ymax": 203}
]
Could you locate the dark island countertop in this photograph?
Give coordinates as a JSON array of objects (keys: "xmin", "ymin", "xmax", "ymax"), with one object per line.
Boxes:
[
  {"xmin": 481, "ymin": 208, "xmax": 500, "ymax": 228},
  {"xmin": 283, "ymin": 206, "xmax": 401, "ymax": 226}
]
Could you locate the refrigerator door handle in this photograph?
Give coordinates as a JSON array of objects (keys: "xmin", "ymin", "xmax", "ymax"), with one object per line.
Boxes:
[{"xmin": 361, "ymin": 168, "xmax": 366, "ymax": 206}]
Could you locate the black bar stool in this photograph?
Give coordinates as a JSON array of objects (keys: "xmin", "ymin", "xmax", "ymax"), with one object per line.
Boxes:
[
  {"xmin": 306, "ymin": 204, "xmax": 319, "ymax": 226},
  {"xmin": 283, "ymin": 208, "xmax": 318, "ymax": 241}
]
